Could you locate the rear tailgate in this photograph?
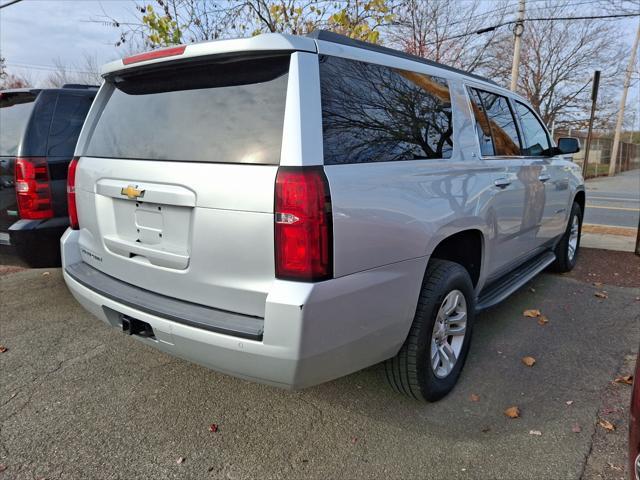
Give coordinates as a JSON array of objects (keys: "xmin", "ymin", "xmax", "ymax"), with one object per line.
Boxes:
[
  {"xmin": 0, "ymin": 91, "xmax": 39, "ymax": 242},
  {"xmin": 74, "ymin": 54, "xmax": 292, "ymax": 318}
]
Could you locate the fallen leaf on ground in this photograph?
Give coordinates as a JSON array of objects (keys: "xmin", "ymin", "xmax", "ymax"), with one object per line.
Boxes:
[
  {"xmin": 351, "ymin": 437, "xmax": 358, "ymax": 444},
  {"xmin": 42, "ymin": 271, "xmax": 50, "ymax": 277},
  {"xmin": 565, "ymin": 400, "xmax": 574, "ymax": 406},
  {"xmin": 598, "ymin": 419, "xmax": 615, "ymax": 431},
  {"xmin": 613, "ymin": 375, "xmax": 633, "ymax": 385},
  {"xmin": 537, "ymin": 315, "xmax": 549, "ymax": 325},
  {"xmin": 523, "ymin": 309, "xmax": 541, "ymax": 318},
  {"xmin": 0, "ymin": 346, "xmax": 7, "ymax": 353},
  {"xmin": 607, "ymin": 463, "xmax": 623, "ymax": 471},
  {"xmin": 470, "ymin": 393, "xmax": 480, "ymax": 402},
  {"xmin": 521, "ymin": 356, "xmax": 536, "ymax": 367},
  {"xmin": 594, "ymin": 291, "xmax": 608, "ymax": 299},
  {"xmin": 504, "ymin": 406, "xmax": 520, "ymax": 418},
  {"xmin": 529, "ymin": 430, "xmax": 542, "ymax": 436},
  {"xmin": 592, "ymin": 282, "xmax": 603, "ymax": 287},
  {"xmin": 209, "ymin": 423, "xmax": 218, "ymax": 432},
  {"xmin": 176, "ymin": 457, "xmax": 185, "ymax": 465},
  {"xmin": 572, "ymin": 424, "xmax": 581, "ymax": 433}
]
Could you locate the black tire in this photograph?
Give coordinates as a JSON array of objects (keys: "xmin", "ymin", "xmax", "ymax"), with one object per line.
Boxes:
[
  {"xmin": 385, "ymin": 259, "xmax": 475, "ymax": 402},
  {"xmin": 550, "ymin": 202, "xmax": 582, "ymax": 273}
]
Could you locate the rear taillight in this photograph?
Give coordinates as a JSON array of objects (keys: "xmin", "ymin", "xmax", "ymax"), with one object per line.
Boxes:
[
  {"xmin": 67, "ymin": 156, "xmax": 79, "ymax": 230},
  {"xmin": 14, "ymin": 157, "xmax": 54, "ymax": 220},
  {"xmin": 274, "ymin": 167, "xmax": 333, "ymax": 282}
]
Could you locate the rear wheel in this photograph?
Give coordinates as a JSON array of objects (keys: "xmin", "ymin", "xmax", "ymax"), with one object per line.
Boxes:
[
  {"xmin": 550, "ymin": 201, "xmax": 582, "ymax": 273},
  {"xmin": 385, "ymin": 259, "xmax": 475, "ymax": 402}
]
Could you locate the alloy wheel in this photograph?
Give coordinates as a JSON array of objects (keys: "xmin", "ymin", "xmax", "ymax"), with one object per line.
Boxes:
[{"xmin": 430, "ymin": 289, "xmax": 468, "ymax": 378}]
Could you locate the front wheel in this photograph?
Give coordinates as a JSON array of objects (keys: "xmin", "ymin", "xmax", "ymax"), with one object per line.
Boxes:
[
  {"xmin": 550, "ymin": 201, "xmax": 582, "ymax": 273},
  {"xmin": 385, "ymin": 259, "xmax": 475, "ymax": 402}
]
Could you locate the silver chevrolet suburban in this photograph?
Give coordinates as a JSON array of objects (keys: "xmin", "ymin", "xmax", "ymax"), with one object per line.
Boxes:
[{"xmin": 61, "ymin": 30, "xmax": 584, "ymax": 402}]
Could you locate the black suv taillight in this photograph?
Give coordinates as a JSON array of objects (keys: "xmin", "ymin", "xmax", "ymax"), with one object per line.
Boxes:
[
  {"xmin": 15, "ymin": 157, "xmax": 54, "ymax": 220},
  {"xmin": 274, "ymin": 167, "xmax": 332, "ymax": 281}
]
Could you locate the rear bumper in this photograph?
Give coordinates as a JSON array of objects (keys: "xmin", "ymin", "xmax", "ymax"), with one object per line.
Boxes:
[
  {"xmin": 8, "ymin": 217, "xmax": 68, "ymax": 266},
  {"xmin": 61, "ymin": 228, "xmax": 426, "ymax": 389}
]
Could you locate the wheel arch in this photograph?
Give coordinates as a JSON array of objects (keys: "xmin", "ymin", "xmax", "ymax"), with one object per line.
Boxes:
[
  {"xmin": 428, "ymin": 228, "xmax": 485, "ymax": 288},
  {"xmin": 573, "ymin": 189, "xmax": 586, "ymax": 215}
]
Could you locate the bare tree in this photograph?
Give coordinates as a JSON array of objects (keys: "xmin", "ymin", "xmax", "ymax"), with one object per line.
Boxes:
[
  {"xmin": 388, "ymin": 0, "xmax": 511, "ymax": 72},
  {"xmin": 44, "ymin": 54, "xmax": 102, "ymax": 88},
  {"xmin": 0, "ymin": 57, "xmax": 33, "ymax": 89},
  {"xmin": 480, "ymin": 0, "xmax": 629, "ymax": 129},
  {"xmin": 96, "ymin": 0, "xmax": 397, "ymax": 49}
]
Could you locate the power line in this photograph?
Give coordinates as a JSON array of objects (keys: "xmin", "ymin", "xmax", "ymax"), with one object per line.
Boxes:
[
  {"xmin": 526, "ymin": 13, "xmax": 640, "ymax": 21},
  {"xmin": 0, "ymin": 0, "xmax": 23, "ymax": 9},
  {"xmin": 435, "ymin": 12, "xmax": 640, "ymax": 44},
  {"xmin": 7, "ymin": 62, "xmax": 96, "ymax": 75}
]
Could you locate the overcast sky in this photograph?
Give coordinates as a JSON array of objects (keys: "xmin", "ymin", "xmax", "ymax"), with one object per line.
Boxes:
[
  {"xmin": 1, "ymin": 0, "xmax": 138, "ymax": 82},
  {"xmin": 0, "ymin": 0, "xmax": 638, "ymax": 125}
]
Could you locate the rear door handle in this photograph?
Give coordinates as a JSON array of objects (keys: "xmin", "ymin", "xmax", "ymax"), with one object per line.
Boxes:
[
  {"xmin": 494, "ymin": 178, "xmax": 512, "ymax": 188},
  {"xmin": 538, "ymin": 174, "xmax": 551, "ymax": 183}
]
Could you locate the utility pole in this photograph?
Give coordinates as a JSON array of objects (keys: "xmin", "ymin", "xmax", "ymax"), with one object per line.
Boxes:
[
  {"xmin": 582, "ymin": 70, "xmax": 601, "ymax": 179},
  {"xmin": 510, "ymin": 0, "xmax": 526, "ymax": 92},
  {"xmin": 608, "ymin": 21, "xmax": 640, "ymax": 177}
]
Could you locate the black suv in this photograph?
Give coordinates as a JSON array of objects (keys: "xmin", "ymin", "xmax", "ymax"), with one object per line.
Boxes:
[{"xmin": 0, "ymin": 85, "xmax": 97, "ymax": 266}]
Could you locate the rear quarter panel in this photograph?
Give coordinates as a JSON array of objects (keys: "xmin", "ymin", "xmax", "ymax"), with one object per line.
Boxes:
[{"xmin": 324, "ymin": 78, "xmax": 496, "ymax": 290}]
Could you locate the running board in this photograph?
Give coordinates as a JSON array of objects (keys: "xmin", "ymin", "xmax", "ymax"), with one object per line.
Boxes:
[{"xmin": 476, "ymin": 251, "xmax": 556, "ymax": 311}]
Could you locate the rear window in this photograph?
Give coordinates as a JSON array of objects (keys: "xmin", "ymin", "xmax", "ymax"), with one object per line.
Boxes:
[
  {"xmin": 48, "ymin": 93, "xmax": 95, "ymax": 157},
  {"xmin": 319, "ymin": 55, "xmax": 453, "ymax": 165},
  {"xmin": 0, "ymin": 93, "xmax": 37, "ymax": 156},
  {"xmin": 84, "ymin": 55, "xmax": 290, "ymax": 164}
]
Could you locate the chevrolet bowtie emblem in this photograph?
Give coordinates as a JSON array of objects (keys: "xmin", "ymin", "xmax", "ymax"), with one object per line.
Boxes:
[{"xmin": 120, "ymin": 185, "xmax": 145, "ymax": 200}]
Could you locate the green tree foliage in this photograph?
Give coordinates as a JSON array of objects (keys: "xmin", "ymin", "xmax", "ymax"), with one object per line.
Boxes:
[
  {"xmin": 111, "ymin": 0, "xmax": 396, "ymax": 49},
  {"xmin": 327, "ymin": 0, "xmax": 394, "ymax": 44},
  {"xmin": 140, "ymin": 4, "xmax": 182, "ymax": 47}
]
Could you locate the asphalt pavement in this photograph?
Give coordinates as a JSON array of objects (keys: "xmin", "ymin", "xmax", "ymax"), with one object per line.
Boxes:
[
  {"xmin": 585, "ymin": 169, "xmax": 640, "ymax": 229},
  {"xmin": 1, "ymin": 268, "xmax": 638, "ymax": 480}
]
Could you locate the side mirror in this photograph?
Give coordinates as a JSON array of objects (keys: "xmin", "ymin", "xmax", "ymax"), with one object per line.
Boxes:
[{"xmin": 556, "ymin": 137, "xmax": 580, "ymax": 155}]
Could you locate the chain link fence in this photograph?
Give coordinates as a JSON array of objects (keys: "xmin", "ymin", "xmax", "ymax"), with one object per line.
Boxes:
[{"xmin": 553, "ymin": 130, "xmax": 640, "ymax": 178}]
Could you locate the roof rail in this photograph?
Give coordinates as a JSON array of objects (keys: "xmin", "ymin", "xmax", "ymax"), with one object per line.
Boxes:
[
  {"xmin": 306, "ymin": 30, "xmax": 498, "ymax": 86},
  {"xmin": 62, "ymin": 84, "xmax": 99, "ymax": 90}
]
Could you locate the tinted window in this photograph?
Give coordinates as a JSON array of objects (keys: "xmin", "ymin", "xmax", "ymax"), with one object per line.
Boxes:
[
  {"xmin": 319, "ymin": 56, "xmax": 453, "ymax": 164},
  {"xmin": 84, "ymin": 55, "xmax": 290, "ymax": 164},
  {"xmin": 514, "ymin": 101, "xmax": 551, "ymax": 156},
  {"xmin": 0, "ymin": 94, "xmax": 37, "ymax": 156},
  {"xmin": 468, "ymin": 88, "xmax": 521, "ymax": 156},
  {"xmin": 468, "ymin": 88, "xmax": 495, "ymax": 156},
  {"xmin": 48, "ymin": 93, "xmax": 94, "ymax": 157}
]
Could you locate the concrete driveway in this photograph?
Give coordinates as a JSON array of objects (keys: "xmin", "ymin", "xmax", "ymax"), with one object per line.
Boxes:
[{"xmin": 1, "ymin": 268, "xmax": 638, "ymax": 480}]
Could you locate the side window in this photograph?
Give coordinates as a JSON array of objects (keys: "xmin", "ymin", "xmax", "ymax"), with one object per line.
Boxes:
[
  {"xmin": 514, "ymin": 101, "xmax": 551, "ymax": 156},
  {"xmin": 467, "ymin": 88, "xmax": 495, "ymax": 156},
  {"xmin": 319, "ymin": 56, "xmax": 453, "ymax": 164},
  {"xmin": 47, "ymin": 93, "xmax": 94, "ymax": 157},
  {"xmin": 468, "ymin": 88, "xmax": 521, "ymax": 156}
]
